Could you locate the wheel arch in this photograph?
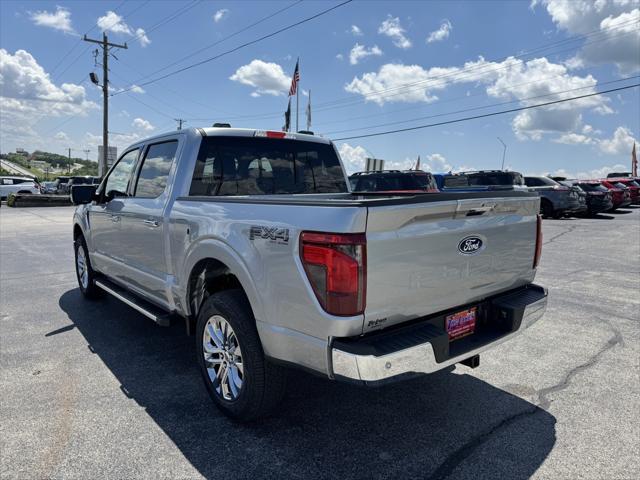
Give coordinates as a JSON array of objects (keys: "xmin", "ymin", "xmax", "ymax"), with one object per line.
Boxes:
[{"xmin": 182, "ymin": 240, "xmax": 265, "ymax": 335}]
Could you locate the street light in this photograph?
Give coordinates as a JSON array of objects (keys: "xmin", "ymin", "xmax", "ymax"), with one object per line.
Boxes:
[{"xmin": 497, "ymin": 137, "xmax": 507, "ymax": 170}]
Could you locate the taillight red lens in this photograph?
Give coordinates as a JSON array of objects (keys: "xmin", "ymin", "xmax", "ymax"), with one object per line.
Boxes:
[
  {"xmin": 300, "ymin": 232, "xmax": 366, "ymax": 316},
  {"xmin": 533, "ymin": 214, "xmax": 543, "ymax": 268}
]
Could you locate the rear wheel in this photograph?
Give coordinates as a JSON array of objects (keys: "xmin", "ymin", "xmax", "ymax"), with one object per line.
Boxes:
[
  {"xmin": 74, "ymin": 236, "xmax": 101, "ymax": 299},
  {"xmin": 196, "ymin": 290, "xmax": 286, "ymax": 421}
]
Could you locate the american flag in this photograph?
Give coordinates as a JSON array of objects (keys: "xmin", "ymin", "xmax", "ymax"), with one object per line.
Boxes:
[{"xmin": 288, "ymin": 60, "xmax": 299, "ymax": 97}]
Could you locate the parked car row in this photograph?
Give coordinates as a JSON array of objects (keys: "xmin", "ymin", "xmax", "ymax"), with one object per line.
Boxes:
[
  {"xmin": 348, "ymin": 170, "xmax": 639, "ymax": 218},
  {"xmin": 0, "ymin": 175, "xmax": 102, "ymax": 200}
]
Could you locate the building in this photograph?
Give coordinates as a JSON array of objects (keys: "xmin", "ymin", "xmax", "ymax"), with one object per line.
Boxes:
[
  {"xmin": 98, "ymin": 146, "xmax": 118, "ymax": 169},
  {"xmin": 365, "ymin": 157, "xmax": 385, "ymax": 172}
]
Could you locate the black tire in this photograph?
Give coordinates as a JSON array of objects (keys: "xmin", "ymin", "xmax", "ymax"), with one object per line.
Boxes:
[
  {"xmin": 196, "ymin": 290, "xmax": 286, "ymax": 421},
  {"xmin": 74, "ymin": 235, "xmax": 101, "ymax": 299},
  {"xmin": 540, "ymin": 199, "xmax": 553, "ymax": 218}
]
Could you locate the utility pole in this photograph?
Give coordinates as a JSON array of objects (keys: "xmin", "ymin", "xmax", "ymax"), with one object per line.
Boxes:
[
  {"xmin": 84, "ymin": 33, "xmax": 127, "ymax": 177},
  {"xmin": 68, "ymin": 147, "xmax": 72, "ymax": 174},
  {"xmin": 83, "ymin": 149, "xmax": 91, "ymax": 161},
  {"xmin": 174, "ymin": 118, "xmax": 186, "ymax": 130},
  {"xmin": 497, "ymin": 137, "xmax": 507, "ymax": 170}
]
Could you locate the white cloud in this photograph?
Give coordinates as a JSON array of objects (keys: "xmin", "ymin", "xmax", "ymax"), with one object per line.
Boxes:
[
  {"xmin": 97, "ymin": 11, "xmax": 132, "ymax": 35},
  {"xmin": 130, "ymin": 85, "xmax": 145, "ymax": 94},
  {"xmin": 336, "ymin": 53, "xmax": 344, "ymax": 61},
  {"xmin": 553, "ymin": 132, "xmax": 594, "ymax": 144},
  {"xmin": 349, "ymin": 43, "xmax": 383, "ymax": 65},
  {"xmin": 337, "ymin": 144, "xmax": 470, "ymax": 175},
  {"xmin": 542, "ymin": 163, "xmax": 630, "ymax": 179},
  {"xmin": 229, "ymin": 59, "xmax": 290, "ymax": 96},
  {"xmin": 213, "ymin": 9, "xmax": 229, "ymax": 23},
  {"xmin": 132, "ymin": 117, "xmax": 155, "ymax": 132},
  {"xmin": 426, "ymin": 19, "xmax": 452, "ymax": 43},
  {"xmin": 345, "ymin": 63, "xmax": 457, "ymax": 105},
  {"xmin": 533, "ymin": 1, "xmax": 640, "ymax": 74},
  {"xmin": 0, "ymin": 49, "xmax": 97, "ymax": 152},
  {"xmin": 97, "ymin": 11, "xmax": 151, "ymax": 47},
  {"xmin": 29, "ymin": 6, "xmax": 75, "ymax": 34},
  {"xmin": 54, "ymin": 131, "xmax": 69, "ymax": 141},
  {"xmin": 598, "ymin": 126, "xmax": 637, "ymax": 154},
  {"xmin": 351, "ymin": 25, "xmax": 363, "ymax": 36},
  {"xmin": 135, "ymin": 28, "xmax": 151, "ymax": 47},
  {"xmin": 378, "ymin": 15, "xmax": 412, "ymax": 49},
  {"xmin": 0, "ymin": 49, "xmax": 96, "ymax": 115},
  {"xmin": 345, "ymin": 55, "xmax": 610, "ymax": 139},
  {"xmin": 337, "ymin": 143, "xmax": 369, "ymax": 174},
  {"xmin": 86, "ymin": 131, "xmax": 143, "ymax": 152}
]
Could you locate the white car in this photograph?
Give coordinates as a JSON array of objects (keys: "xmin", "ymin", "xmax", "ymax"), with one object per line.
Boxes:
[{"xmin": 0, "ymin": 176, "xmax": 42, "ymax": 200}]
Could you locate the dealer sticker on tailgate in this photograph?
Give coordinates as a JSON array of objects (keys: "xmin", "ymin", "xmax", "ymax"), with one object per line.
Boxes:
[{"xmin": 446, "ymin": 307, "xmax": 477, "ymax": 341}]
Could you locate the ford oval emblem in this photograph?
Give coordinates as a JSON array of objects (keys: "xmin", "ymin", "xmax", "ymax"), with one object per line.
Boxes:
[{"xmin": 458, "ymin": 236, "xmax": 484, "ymax": 255}]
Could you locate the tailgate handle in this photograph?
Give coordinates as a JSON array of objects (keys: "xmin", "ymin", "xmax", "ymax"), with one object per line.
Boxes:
[{"xmin": 466, "ymin": 204, "xmax": 496, "ymax": 216}]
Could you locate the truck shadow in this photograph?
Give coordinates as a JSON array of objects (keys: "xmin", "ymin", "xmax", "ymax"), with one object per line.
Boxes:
[{"xmin": 58, "ymin": 289, "xmax": 556, "ymax": 480}]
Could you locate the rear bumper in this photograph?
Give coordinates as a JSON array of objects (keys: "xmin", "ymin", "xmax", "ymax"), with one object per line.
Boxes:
[{"xmin": 331, "ymin": 284, "xmax": 547, "ymax": 384}]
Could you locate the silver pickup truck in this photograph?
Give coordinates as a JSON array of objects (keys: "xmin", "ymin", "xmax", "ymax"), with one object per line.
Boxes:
[{"xmin": 71, "ymin": 127, "xmax": 547, "ymax": 420}]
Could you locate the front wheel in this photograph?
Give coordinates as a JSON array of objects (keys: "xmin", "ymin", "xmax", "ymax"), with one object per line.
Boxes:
[
  {"xmin": 196, "ymin": 290, "xmax": 286, "ymax": 421},
  {"xmin": 74, "ymin": 236, "xmax": 101, "ymax": 299}
]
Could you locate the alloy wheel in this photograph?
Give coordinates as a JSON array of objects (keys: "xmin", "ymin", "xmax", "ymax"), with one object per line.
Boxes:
[{"xmin": 202, "ymin": 315, "xmax": 244, "ymax": 401}]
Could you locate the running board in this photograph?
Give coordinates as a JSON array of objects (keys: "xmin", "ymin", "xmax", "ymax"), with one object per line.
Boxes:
[{"xmin": 95, "ymin": 279, "xmax": 171, "ymax": 327}]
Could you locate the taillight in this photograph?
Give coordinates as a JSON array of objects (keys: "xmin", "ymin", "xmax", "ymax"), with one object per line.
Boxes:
[
  {"xmin": 300, "ymin": 232, "xmax": 366, "ymax": 316},
  {"xmin": 533, "ymin": 214, "xmax": 543, "ymax": 268}
]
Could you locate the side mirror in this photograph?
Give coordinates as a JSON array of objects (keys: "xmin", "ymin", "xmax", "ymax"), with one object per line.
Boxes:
[{"xmin": 71, "ymin": 184, "xmax": 97, "ymax": 205}]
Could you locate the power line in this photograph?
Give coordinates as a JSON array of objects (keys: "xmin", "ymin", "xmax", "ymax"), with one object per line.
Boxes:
[
  {"xmin": 206, "ymin": 18, "xmax": 638, "ymax": 123},
  {"xmin": 131, "ymin": 0, "xmax": 304, "ymax": 83},
  {"xmin": 112, "ymin": 0, "xmax": 354, "ymax": 95},
  {"xmin": 315, "ymin": 20, "xmax": 639, "ymax": 110},
  {"xmin": 128, "ymin": 0, "xmax": 202, "ymax": 44},
  {"xmin": 52, "ymin": 1, "xmax": 151, "ymax": 82},
  {"xmin": 49, "ymin": 0, "xmax": 128, "ymax": 77},
  {"xmin": 331, "ymin": 83, "xmax": 640, "ymax": 141},
  {"xmin": 323, "ymin": 76, "xmax": 640, "ymax": 136}
]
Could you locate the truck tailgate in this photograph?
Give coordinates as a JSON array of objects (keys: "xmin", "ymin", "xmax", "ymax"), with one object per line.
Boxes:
[{"xmin": 364, "ymin": 195, "xmax": 540, "ymax": 333}]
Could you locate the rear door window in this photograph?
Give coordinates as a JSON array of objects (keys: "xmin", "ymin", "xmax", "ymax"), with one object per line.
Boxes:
[{"xmin": 190, "ymin": 137, "xmax": 347, "ymax": 196}]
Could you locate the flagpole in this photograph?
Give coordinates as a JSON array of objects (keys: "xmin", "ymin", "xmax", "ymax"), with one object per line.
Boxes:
[{"xmin": 296, "ymin": 57, "xmax": 300, "ymax": 132}]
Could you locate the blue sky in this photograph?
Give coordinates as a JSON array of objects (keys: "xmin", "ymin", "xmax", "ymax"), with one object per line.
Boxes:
[{"xmin": 0, "ymin": 0, "xmax": 638, "ymax": 177}]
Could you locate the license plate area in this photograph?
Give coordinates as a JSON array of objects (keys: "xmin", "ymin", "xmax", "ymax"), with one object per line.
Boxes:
[{"xmin": 446, "ymin": 307, "xmax": 477, "ymax": 341}]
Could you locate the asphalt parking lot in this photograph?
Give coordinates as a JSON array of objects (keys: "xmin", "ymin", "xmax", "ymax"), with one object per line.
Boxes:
[{"xmin": 1, "ymin": 206, "xmax": 638, "ymax": 480}]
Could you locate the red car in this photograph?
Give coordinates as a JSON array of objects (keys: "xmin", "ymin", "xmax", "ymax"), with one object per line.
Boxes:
[
  {"xmin": 607, "ymin": 177, "xmax": 640, "ymax": 204},
  {"xmin": 600, "ymin": 180, "xmax": 632, "ymax": 209}
]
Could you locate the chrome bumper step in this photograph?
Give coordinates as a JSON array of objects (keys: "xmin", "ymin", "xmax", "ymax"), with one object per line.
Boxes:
[{"xmin": 332, "ymin": 284, "xmax": 548, "ymax": 384}]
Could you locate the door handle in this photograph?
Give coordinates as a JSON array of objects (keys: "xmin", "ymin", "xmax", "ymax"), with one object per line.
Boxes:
[
  {"xmin": 110, "ymin": 215, "xmax": 121, "ymax": 223},
  {"xmin": 143, "ymin": 219, "xmax": 160, "ymax": 228}
]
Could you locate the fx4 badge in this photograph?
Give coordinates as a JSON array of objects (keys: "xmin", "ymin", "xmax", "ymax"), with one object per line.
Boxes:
[{"xmin": 249, "ymin": 225, "xmax": 290, "ymax": 245}]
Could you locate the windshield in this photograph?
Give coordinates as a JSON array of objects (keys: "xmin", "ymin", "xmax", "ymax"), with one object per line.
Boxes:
[
  {"xmin": 443, "ymin": 175, "xmax": 470, "ymax": 188},
  {"xmin": 467, "ymin": 172, "xmax": 523, "ymax": 186},
  {"xmin": 190, "ymin": 136, "xmax": 347, "ymax": 196}
]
